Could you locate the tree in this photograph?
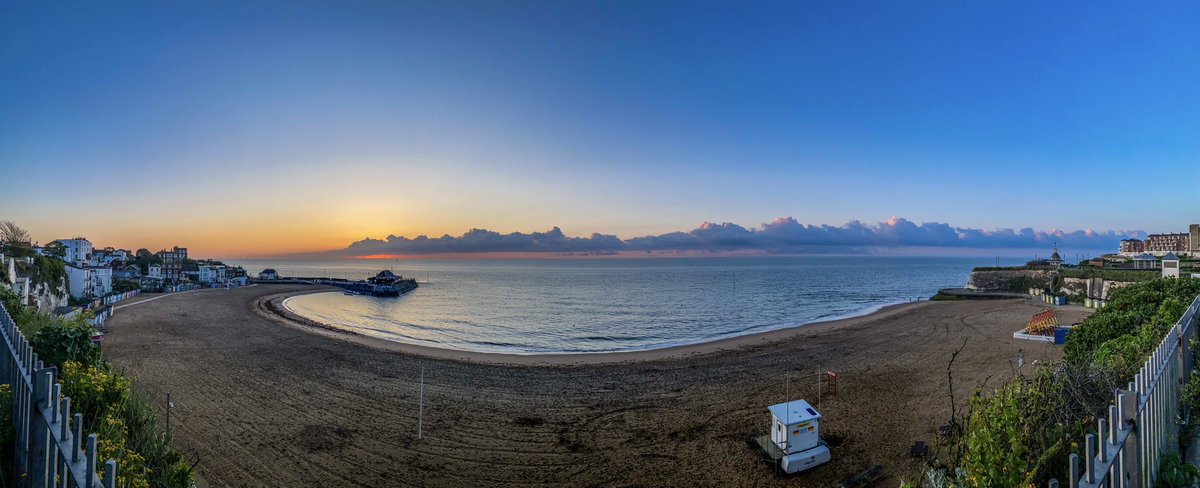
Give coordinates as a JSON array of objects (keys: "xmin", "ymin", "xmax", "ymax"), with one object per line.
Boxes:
[
  {"xmin": 0, "ymin": 220, "xmax": 30, "ymax": 244},
  {"xmin": 42, "ymin": 241, "xmax": 67, "ymax": 261},
  {"xmin": 131, "ymin": 249, "xmax": 160, "ymax": 275}
]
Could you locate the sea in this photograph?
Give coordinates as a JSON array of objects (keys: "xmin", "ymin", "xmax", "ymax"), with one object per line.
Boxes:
[{"xmin": 227, "ymin": 256, "xmax": 1026, "ymax": 355}]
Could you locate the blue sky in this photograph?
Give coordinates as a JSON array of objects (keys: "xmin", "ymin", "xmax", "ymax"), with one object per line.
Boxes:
[{"xmin": 0, "ymin": 1, "xmax": 1197, "ymax": 257}]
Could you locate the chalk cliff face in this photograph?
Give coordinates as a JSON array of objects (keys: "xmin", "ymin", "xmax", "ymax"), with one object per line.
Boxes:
[
  {"xmin": 0, "ymin": 255, "xmax": 69, "ymax": 314},
  {"xmin": 965, "ymin": 269, "xmax": 1056, "ymax": 292},
  {"xmin": 1, "ymin": 279, "xmax": 68, "ymax": 314},
  {"xmin": 1061, "ymin": 277, "xmax": 1137, "ymax": 300},
  {"xmin": 28, "ymin": 280, "xmax": 68, "ymax": 313},
  {"xmin": 966, "ymin": 269, "xmax": 1140, "ymax": 299}
]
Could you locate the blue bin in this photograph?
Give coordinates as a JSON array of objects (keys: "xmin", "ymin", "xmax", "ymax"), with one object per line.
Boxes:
[{"xmin": 1054, "ymin": 327, "xmax": 1070, "ymax": 345}]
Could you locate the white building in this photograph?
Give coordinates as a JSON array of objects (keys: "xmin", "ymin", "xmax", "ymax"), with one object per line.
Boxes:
[
  {"xmin": 54, "ymin": 239, "xmax": 93, "ymax": 267},
  {"xmin": 147, "ymin": 265, "xmax": 163, "ymax": 279},
  {"xmin": 0, "ymin": 254, "xmax": 32, "ymax": 308},
  {"xmin": 1163, "ymin": 252, "xmax": 1181, "ymax": 278},
  {"xmin": 114, "ymin": 265, "xmax": 141, "ymax": 280},
  {"xmin": 64, "ymin": 264, "xmax": 112, "ymax": 299},
  {"xmin": 198, "ymin": 265, "xmax": 224, "ymax": 284},
  {"xmin": 259, "ymin": 269, "xmax": 278, "ymax": 280},
  {"xmin": 94, "ymin": 248, "xmax": 130, "ymax": 265}
]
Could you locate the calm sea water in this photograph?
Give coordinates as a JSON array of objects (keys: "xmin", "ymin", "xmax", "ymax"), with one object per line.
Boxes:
[{"xmin": 227, "ymin": 256, "xmax": 1023, "ymax": 354}]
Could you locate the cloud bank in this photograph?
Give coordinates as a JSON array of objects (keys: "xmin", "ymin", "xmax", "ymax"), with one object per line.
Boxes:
[{"xmin": 332, "ymin": 217, "xmax": 1142, "ymax": 257}]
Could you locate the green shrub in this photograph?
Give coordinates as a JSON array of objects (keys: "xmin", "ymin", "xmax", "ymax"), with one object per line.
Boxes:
[
  {"xmin": 114, "ymin": 279, "xmax": 140, "ymax": 293},
  {"xmin": 1065, "ymin": 278, "xmax": 1200, "ymax": 366},
  {"xmin": 1060, "ymin": 269, "xmax": 1159, "ymax": 282},
  {"xmin": 33, "ymin": 255, "xmax": 66, "ymax": 289},
  {"xmin": 29, "ymin": 314, "xmax": 100, "ymax": 369},
  {"xmin": 1182, "ymin": 374, "xmax": 1200, "ymax": 451},
  {"xmin": 0, "ymin": 384, "xmax": 13, "ymax": 482},
  {"xmin": 122, "ymin": 389, "xmax": 194, "ymax": 488},
  {"xmin": 955, "ymin": 364, "xmax": 1119, "ymax": 487},
  {"xmin": 929, "ymin": 293, "xmax": 964, "ymax": 301},
  {"xmin": 949, "ymin": 278, "xmax": 1200, "ymax": 488},
  {"xmin": 963, "ymin": 381, "xmax": 1029, "ymax": 487},
  {"xmin": 61, "ymin": 361, "xmax": 149, "ymax": 488},
  {"xmin": 1, "ymin": 292, "xmax": 193, "ymax": 488},
  {"xmin": 1155, "ymin": 453, "xmax": 1200, "ymax": 488}
]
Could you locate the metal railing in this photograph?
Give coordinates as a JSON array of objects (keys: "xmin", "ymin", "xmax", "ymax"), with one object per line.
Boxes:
[
  {"xmin": 0, "ymin": 303, "xmax": 118, "ymax": 487},
  {"xmin": 1057, "ymin": 294, "xmax": 1200, "ymax": 488}
]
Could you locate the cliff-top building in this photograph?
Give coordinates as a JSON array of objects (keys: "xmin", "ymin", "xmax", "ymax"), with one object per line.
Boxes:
[
  {"xmin": 53, "ymin": 238, "xmax": 93, "ymax": 267},
  {"xmin": 1048, "ymin": 245, "xmax": 1063, "ymax": 268},
  {"xmin": 1144, "ymin": 233, "xmax": 1188, "ymax": 256},
  {"xmin": 154, "ymin": 246, "xmax": 188, "ymax": 282},
  {"xmin": 1119, "ymin": 239, "xmax": 1144, "ymax": 256}
]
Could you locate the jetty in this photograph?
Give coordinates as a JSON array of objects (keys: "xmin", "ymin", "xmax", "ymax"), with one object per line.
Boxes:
[{"xmin": 252, "ymin": 270, "xmax": 418, "ymax": 297}]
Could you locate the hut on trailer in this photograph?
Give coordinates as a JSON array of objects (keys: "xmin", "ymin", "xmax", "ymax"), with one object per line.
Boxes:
[
  {"xmin": 1163, "ymin": 252, "xmax": 1180, "ymax": 278},
  {"xmin": 767, "ymin": 399, "xmax": 831, "ymax": 474}
]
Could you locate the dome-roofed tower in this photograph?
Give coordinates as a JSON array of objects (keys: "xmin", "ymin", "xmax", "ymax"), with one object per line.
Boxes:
[{"xmin": 1048, "ymin": 243, "xmax": 1063, "ymax": 268}]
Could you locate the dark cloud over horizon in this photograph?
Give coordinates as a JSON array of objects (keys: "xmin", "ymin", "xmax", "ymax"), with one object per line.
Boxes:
[{"xmin": 329, "ymin": 217, "xmax": 1143, "ymax": 256}]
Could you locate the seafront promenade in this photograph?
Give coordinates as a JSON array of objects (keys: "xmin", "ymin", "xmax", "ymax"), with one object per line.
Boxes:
[{"xmin": 103, "ymin": 285, "xmax": 1090, "ymax": 487}]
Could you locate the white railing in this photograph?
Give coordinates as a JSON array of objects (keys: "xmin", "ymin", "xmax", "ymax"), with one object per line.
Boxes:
[
  {"xmin": 1056, "ymin": 294, "xmax": 1200, "ymax": 488},
  {"xmin": 0, "ymin": 303, "xmax": 118, "ymax": 487}
]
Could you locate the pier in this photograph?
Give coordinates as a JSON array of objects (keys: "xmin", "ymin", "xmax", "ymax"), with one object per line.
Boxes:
[{"xmin": 251, "ymin": 270, "xmax": 419, "ymax": 297}]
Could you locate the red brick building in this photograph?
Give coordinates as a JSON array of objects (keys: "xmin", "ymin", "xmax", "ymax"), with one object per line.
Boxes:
[
  {"xmin": 1144, "ymin": 233, "xmax": 1188, "ymax": 255},
  {"xmin": 1119, "ymin": 239, "xmax": 1144, "ymax": 254}
]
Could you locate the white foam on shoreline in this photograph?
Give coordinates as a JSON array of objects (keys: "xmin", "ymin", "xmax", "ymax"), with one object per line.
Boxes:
[{"xmin": 280, "ymin": 291, "xmax": 919, "ymax": 356}]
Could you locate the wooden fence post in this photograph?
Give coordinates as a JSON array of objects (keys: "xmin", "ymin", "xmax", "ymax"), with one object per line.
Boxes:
[{"xmin": 29, "ymin": 368, "xmax": 53, "ymax": 487}]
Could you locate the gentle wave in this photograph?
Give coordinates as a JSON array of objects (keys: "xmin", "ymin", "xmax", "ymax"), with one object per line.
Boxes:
[{"xmin": 253, "ymin": 256, "xmax": 1015, "ymax": 354}]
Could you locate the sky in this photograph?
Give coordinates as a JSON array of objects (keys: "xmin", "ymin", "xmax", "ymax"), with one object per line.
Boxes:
[{"xmin": 1, "ymin": 1, "xmax": 1197, "ymax": 258}]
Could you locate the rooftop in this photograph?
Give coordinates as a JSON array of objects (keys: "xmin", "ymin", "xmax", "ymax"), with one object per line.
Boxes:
[{"xmin": 768, "ymin": 399, "xmax": 820, "ymax": 425}]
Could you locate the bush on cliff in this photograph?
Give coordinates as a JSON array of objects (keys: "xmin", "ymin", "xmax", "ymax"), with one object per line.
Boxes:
[
  {"xmin": 914, "ymin": 279, "xmax": 1200, "ymax": 488},
  {"xmin": 1064, "ymin": 278, "xmax": 1200, "ymax": 370},
  {"xmin": 952, "ymin": 363, "xmax": 1118, "ymax": 487},
  {"xmin": 29, "ymin": 313, "xmax": 100, "ymax": 367},
  {"xmin": 1059, "ymin": 268, "xmax": 1159, "ymax": 282}
]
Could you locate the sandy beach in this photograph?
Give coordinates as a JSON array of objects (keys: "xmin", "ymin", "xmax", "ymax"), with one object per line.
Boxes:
[{"xmin": 104, "ymin": 284, "xmax": 1091, "ymax": 487}]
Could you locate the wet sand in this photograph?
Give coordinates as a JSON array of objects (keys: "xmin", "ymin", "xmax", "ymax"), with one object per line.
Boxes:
[{"xmin": 103, "ymin": 284, "xmax": 1090, "ymax": 487}]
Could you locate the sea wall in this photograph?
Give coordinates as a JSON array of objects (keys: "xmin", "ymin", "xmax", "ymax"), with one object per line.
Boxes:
[{"xmin": 965, "ymin": 269, "xmax": 1056, "ymax": 292}]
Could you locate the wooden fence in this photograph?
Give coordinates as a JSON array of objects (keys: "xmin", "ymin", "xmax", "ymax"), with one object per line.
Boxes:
[
  {"xmin": 0, "ymin": 303, "xmax": 118, "ymax": 487},
  {"xmin": 1053, "ymin": 294, "xmax": 1200, "ymax": 488}
]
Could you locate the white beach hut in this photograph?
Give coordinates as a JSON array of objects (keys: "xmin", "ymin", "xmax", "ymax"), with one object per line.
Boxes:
[
  {"xmin": 767, "ymin": 399, "xmax": 831, "ymax": 473},
  {"xmin": 1162, "ymin": 252, "xmax": 1180, "ymax": 278}
]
